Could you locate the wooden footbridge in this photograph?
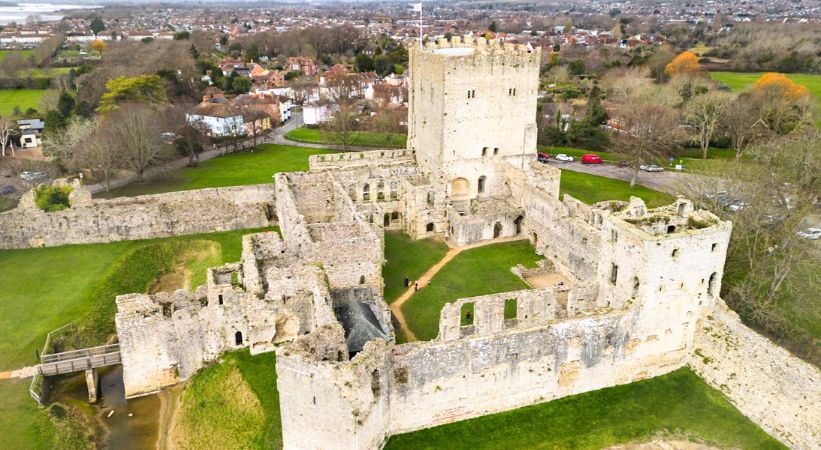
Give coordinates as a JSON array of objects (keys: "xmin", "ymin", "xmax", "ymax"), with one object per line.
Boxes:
[{"xmin": 37, "ymin": 344, "xmax": 121, "ymax": 376}]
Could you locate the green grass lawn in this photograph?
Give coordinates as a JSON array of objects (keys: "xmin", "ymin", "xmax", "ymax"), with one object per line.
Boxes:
[
  {"xmin": 13, "ymin": 67, "xmax": 72, "ymax": 78},
  {"xmin": 401, "ymin": 240, "xmax": 541, "ymax": 341},
  {"xmin": 0, "ymin": 89, "xmax": 48, "ymax": 117},
  {"xmin": 0, "ymin": 228, "xmax": 273, "ymax": 450},
  {"xmin": 0, "ymin": 49, "xmax": 34, "ymax": 61},
  {"xmin": 285, "ymin": 127, "xmax": 407, "ymax": 149},
  {"xmin": 383, "ymin": 231, "xmax": 449, "ymax": 304},
  {"xmin": 97, "ymin": 144, "xmax": 338, "ymax": 198},
  {"xmin": 172, "ymin": 350, "xmax": 281, "ymax": 449},
  {"xmin": 559, "ymin": 170, "xmax": 675, "ymax": 208},
  {"xmin": 711, "ymin": 71, "xmax": 821, "ymax": 127},
  {"xmin": 385, "ymin": 367, "xmax": 784, "ymax": 450}
]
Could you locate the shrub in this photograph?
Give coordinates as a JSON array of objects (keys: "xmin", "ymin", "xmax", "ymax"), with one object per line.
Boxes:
[{"xmin": 34, "ymin": 184, "xmax": 72, "ymax": 212}]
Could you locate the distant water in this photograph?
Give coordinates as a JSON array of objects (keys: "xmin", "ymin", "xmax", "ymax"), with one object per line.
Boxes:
[{"xmin": 0, "ymin": 3, "xmax": 100, "ymax": 25}]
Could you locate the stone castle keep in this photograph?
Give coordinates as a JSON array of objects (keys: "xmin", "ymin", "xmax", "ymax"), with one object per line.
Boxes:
[{"xmin": 3, "ymin": 37, "xmax": 818, "ymax": 449}]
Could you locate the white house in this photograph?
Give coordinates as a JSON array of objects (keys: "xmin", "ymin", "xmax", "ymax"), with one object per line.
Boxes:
[
  {"xmin": 302, "ymin": 100, "xmax": 337, "ymax": 126},
  {"xmin": 187, "ymin": 102, "xmax": 244, "ymax": 137}
]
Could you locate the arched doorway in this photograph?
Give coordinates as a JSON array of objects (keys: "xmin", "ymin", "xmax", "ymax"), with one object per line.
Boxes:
[
  {"xmin": 451, "ymin": 177, "xmax": 470, "ymax": 200},
  {"xmin": 708, "ymin": 272, "xmax": 717, "ymax": 296},
  {"xmin": 514, "ymin": 216, "xmax": 524, "ymax": 234},
  {"xmin": 383, "ymin": 214, "xmax": 390, "ymax": 227},
  {"xmin": 235, "ymin": 331, "xmax": 243, "ymax": 346},
  {"xmin": 493, "ymin": 222, "xmax": 503, "ymax": 238}
]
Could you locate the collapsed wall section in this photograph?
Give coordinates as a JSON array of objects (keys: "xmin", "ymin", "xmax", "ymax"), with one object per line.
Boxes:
[
  {"xmin": 690, "ymin": 301, "xmax": 821, "ymax": 450},
  {"xmin": 0, "ymin": 183, "xmax": 276, "ymax": 249}
]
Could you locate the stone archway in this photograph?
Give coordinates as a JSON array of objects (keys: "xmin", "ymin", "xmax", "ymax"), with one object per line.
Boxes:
[
  {"xmin": 514, "ymin": 215, "xmax": 524, "ymax": 234},
  {"xmin": 493, "ymin": 222, "xmax": 503, "ymax": 238},
  {"xmin": 451, "ymin": 177, "xmax": 470, "ymax": 200}
]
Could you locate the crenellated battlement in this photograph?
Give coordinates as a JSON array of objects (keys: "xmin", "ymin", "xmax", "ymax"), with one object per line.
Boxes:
[{"xmin": 420, "ymin": 34, "xmax": 540, "ymax": 58}]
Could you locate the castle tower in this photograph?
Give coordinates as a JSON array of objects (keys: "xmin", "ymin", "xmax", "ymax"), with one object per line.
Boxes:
[{"xmin": 407, "ymin": 36, "xmax": 541, "ymax": 200}]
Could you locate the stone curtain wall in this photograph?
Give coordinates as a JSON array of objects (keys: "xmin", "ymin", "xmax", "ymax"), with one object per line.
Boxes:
[
  {"xmin": 690, "ymin": 301, "xmax": 821, "ymax": 449},
  {"xmin": 0, "ymin": 184, "xmax": 276, "ymax": 249}
]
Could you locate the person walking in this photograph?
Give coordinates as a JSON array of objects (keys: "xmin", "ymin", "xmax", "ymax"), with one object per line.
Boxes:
[
  {"xmin": 414, "ymin": 281, "xmax": 419, "ymax": 292},
  {"xmin": 404, "ymin": 276, "xmax": 409, "ymax": 287}
]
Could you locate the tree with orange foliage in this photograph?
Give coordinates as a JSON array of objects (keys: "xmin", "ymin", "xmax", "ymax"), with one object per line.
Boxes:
[
  {"xmin": 91, "ymin": 39, "xmax": 107, "ymax": 53},
  {"xmin": 752, "ymin": 72, "xmax": 809, "ymax": 100},
  {"xmin": 664, "ymin": 51, "xmax": 700, "ymax": 78},
  {"xmin": 752, "ymin": 73, "xmax": 813, "ymax": 134}
]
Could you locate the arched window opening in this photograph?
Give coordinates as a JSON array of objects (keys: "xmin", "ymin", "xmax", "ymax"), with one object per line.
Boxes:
[
  {"xmin": 451, "ymin": 178, "xmax": 470, "ymax": 199},
  {"xmin": 359, "ymin": 275, "xmax": 366, "ymax": 285},
  {"xmin": 383, "ymin": 214, "xmax": 390, "ymax": 227},
  {"xmin": 461, "ymin": 303, "xmax": 474, "ymax": 326},
  {"xmin": 362, "ymin": 183, "xmax": 370, "ymax": 201},
  {"xmin": 478, "ymin": 176, "xmax": 486, "ymax": 194},
  {"xmin": 218, "ymin": 294, "xmax": 224, "ymax": 305},
  {"xmin": 667, "ymin": 225, "xmax": 676, "ymax": 234},
  {"xmin": 632, "ymin": 277, "xmax": 640, "ymax": 298},
  {"xmin": 391, "ymin": 212, "xmax": 399, "ymax": 220},
  {"xmin": 371, "ymin": 370, "xmax": 381, "ymax": 397},
  {"xmin": 514, "ymin": 216, "xmax": 524, "ymax": 234},
  {"xmin": 426, "ymin": 222, "xmax": 434, "ymax": 232},
  {"xmin": 235, "ymin": 331, "xmax": 243, "ymax": 346},
  {"xmin": 708, "ymin": 272, "xmax": 717, "ymax": 296},
  {"xmin": 493, "ymin": 222, "xmax": 503, "ymax": 238}
]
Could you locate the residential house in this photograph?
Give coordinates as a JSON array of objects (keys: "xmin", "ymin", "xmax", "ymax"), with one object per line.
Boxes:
[
  {"xmin": 17, "ymin": 119, "xmax": 44, "ymax": 149},
  {"xmin": 186, "ymin": 88, "xmax": 244, "ymax": 137},
  {"xmin": 287, "ymin": 57, "xmax": 317, "ymax": 77},
  {"xmin": 303, "ymin": 99, "xmax": 337, "ymax": 126}
]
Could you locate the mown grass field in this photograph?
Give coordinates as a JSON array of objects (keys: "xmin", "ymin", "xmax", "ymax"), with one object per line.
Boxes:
[
  {"xmin": 383, "ymin": 231, "xmax": 448, "ymax": 304},
  {"xmin": 0, "ymin": 89, "xmax": 48, "ymax": 117},
  {"xmin": 98, "ymin": 144, "xmax": 338, "ymax": 198},
  {"xmin": 172, "ymin": 350, "xmax": 281, "ymax": 449},
  {"xmin": 385, "ymin": 367, "xmax": 784, "ymax": 450},
  {"xmin": 0, "ymin": 49, "xmax": 34, "ymax": 61},
  {"xmin": 401, "ymin": 240, "xmax": 541, "ymax": 341},
  {"xmin": 710, "ymin": 72, "xmax": 821, "ymax": 127},
  {"xmin": 286, "ymin": 126, "xmax": 407, "ymax": 148},
  {"xmin": 559, "ymin": 170, "xmax": 675, "ymax": 208},
  {"xmin": 0, "ymin": 228, "xmax": 274, "ymax": 450}
]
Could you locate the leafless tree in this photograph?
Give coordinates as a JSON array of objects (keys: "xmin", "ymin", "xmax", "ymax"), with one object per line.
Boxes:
[
  {"xmin": 164, "ymin": 104, "xmax": 208, "ymax": 167},
  {"xmin": 0, "ymin": 116, "xmax": 17, "ymax": 158},
  {"xmin": 676, "ymin": 132, "xmax": 820, "ymax": 363},
  {"xmin": 323, "ymin": 101, "xmax": 360, "ymax": 150},
  {"xmin": 683, "ymin": 91, "xmax": 732, "ymax": 159},
  {"xmin": 42, "ymin": 116, "xmax": 96, "ymax": 164},
  {"xmin": 242, "ymin": 107, "xmax": 269, "ymax": 149},
  {"xmin": 107, "ymin": 104, "xmax": 170, "ymax": 182},
  {"xmin": 721, "ymin": 92, "xmax": 766, "ymax": 160},
  {"xmin": 76, "ymin": 125, "xmax": 122, "ymax": 192},
  {"xmin": 611, "ymin": 100, "xmax": 682, "ymax": 187},
  {"xmin": 368, "ymin": 105, "xmax": 407, "ymax": 148}
]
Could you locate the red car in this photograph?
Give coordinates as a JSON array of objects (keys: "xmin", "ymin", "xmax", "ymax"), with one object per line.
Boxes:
[
  {"xmin": 581, "ymin": 154, "xmax": 603, "ymax": 164},
  {"xmin": 537, "ymin": 152, "xmax": 550, "ymax": 163}
]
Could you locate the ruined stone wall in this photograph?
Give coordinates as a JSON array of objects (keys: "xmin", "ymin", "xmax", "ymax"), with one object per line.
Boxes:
[
  {"xmin": 690, "ymin": 302, "xmax": 821, "ymax": 450},
  {"xmin": 0, "ymin": 184, "xmax": 276, "ymax": 249},
  {"xmin": 308, "ymin": 150, "xmax": 416, "ymax": 171},
  {"xmin": 388, "ymin": 299, "xmax": 690, "ymax": 435},
  {"xmin": 277, "ymin": 333, "xmax": 393, "ymax": 450}
]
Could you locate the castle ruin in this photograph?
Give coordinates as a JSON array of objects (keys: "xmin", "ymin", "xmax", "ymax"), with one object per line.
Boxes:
[{"xmin": 7, "ymin": 36, "xmax": 817, "ymax": 449}]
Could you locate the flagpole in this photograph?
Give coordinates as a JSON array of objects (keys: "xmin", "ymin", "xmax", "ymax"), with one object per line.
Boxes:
[{"xmin": 419, "ymin": 2, "xmax": 423, "ymax": 48}]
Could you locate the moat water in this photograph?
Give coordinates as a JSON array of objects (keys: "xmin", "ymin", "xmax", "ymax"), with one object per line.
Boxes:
[{"xmin": 55, "ymin": 366, "xmax": 161, "ymax": 450}]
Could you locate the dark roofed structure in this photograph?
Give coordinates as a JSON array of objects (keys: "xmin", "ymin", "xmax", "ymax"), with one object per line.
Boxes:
[{"xmin": 334, "ymin": 300, "xmax": 388, "ymax": 354}]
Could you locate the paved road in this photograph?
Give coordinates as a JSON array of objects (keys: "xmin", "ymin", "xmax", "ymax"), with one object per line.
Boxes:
[{"xmin": 546, "ymin": 160, "xmax": 689, "ymax": 196}]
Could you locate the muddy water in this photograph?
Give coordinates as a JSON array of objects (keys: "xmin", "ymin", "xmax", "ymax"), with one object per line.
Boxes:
[{"xmin": 55, "ymin": 366, "xmax": 161, "ymax": 450}]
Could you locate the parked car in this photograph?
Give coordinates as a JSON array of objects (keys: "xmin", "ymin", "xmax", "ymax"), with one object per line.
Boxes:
[
  {"xmin": 536, "ymin": 152, "xmax": 550, "ymax": 163},
  {"xmin": 20, "ymin": 171, "xmax": 47, "ymax": 182},
  {"xmin": 554, "ymin": 153, "xmax": 574, "ymax": 162},
  {"xmin": 797, "ymin": 227, "xmax": 821, "ymax": 240},
  {"xmin": 581, "ymin": 154, "xmax": 603, "ymax": 164},
  {"xmin": 715, "ymin": 193, "xmax": 749, "ymax": 212},
  {"xmin": 639, "ymin": 164, "xmax": 664, "ymax": 172}
]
